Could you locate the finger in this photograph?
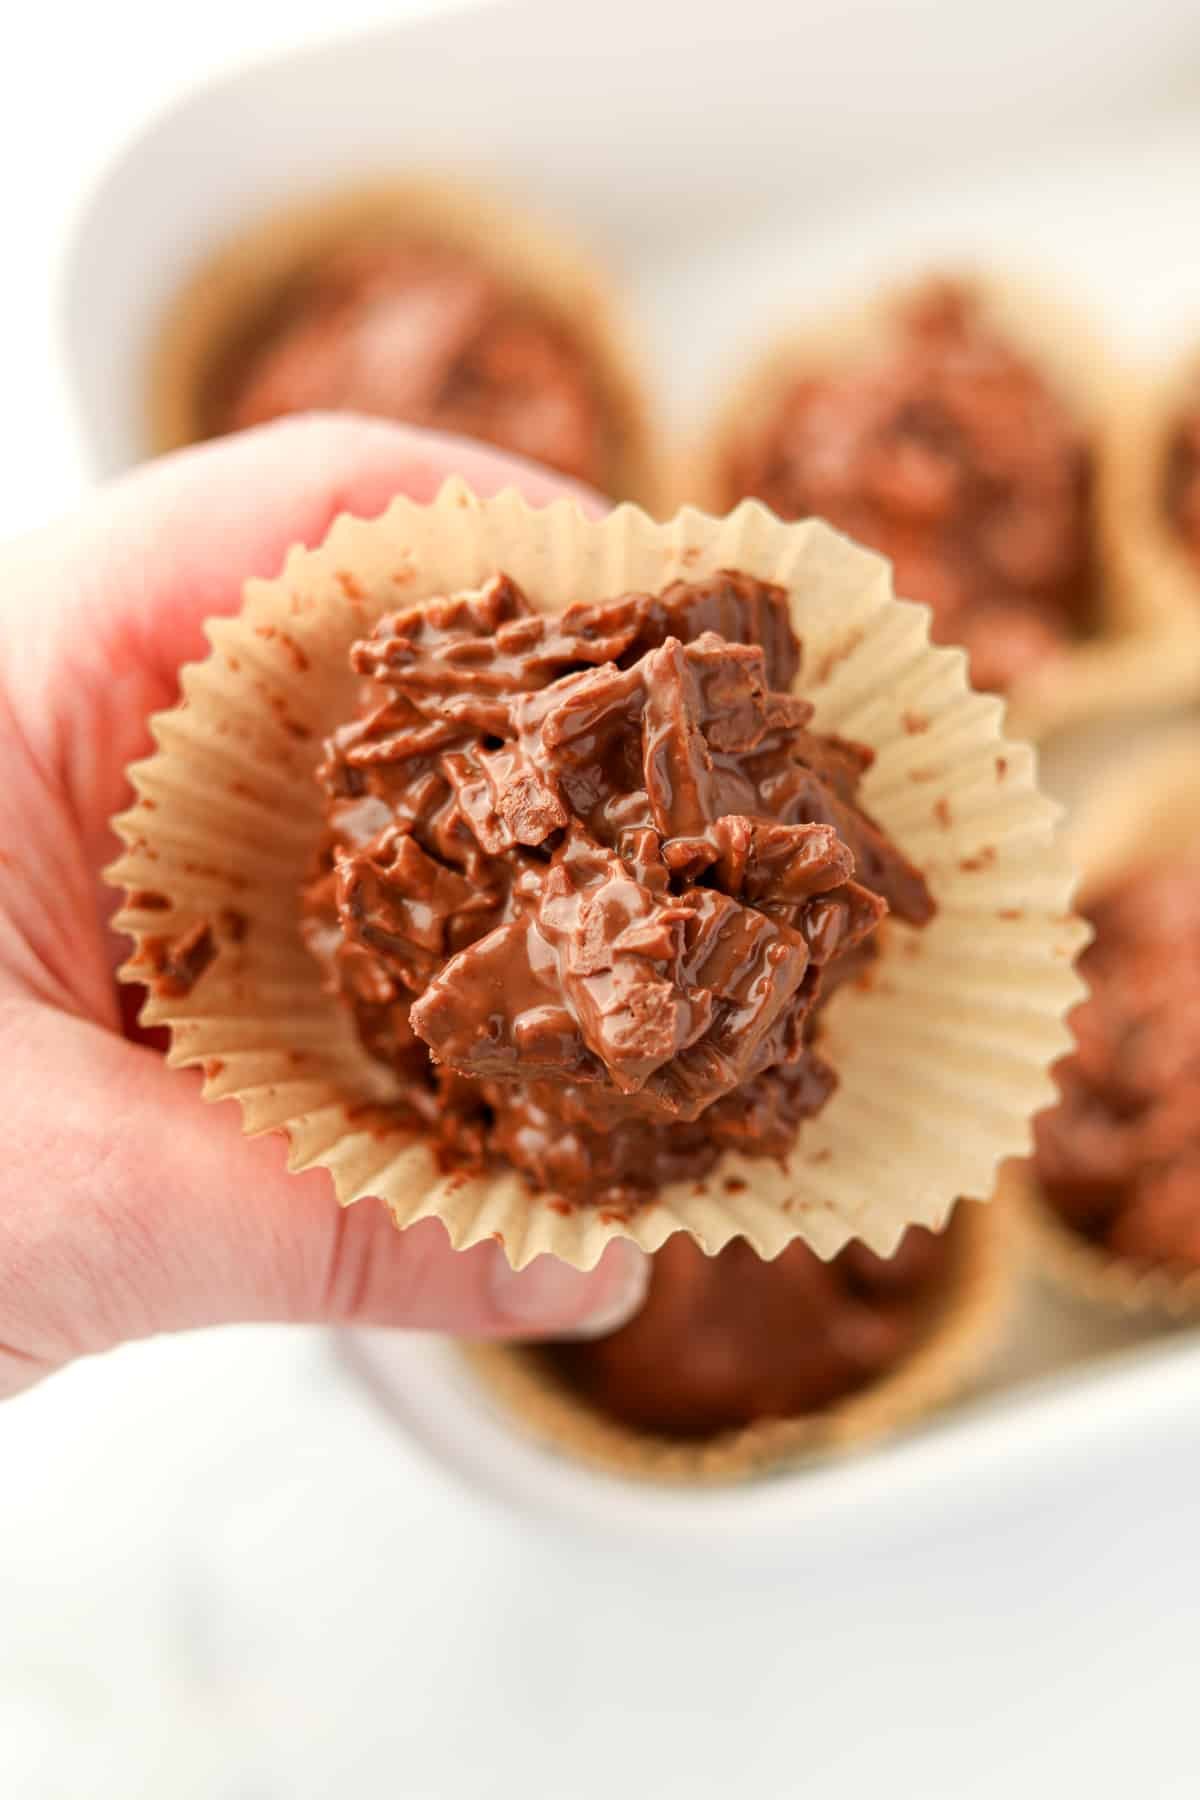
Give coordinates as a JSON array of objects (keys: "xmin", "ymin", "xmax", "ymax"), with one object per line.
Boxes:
[
  {"xmin": 13, "ymin": 414, "xmax": 604, "ymax": 882},
  {"xmin": 80, "ymin": 412, "xmax": 605, "ymax": 690},
  {"xmin": 0, "ymin": 415, "xmax": 603, "ymax": 1005},
  {"xmin": 0, "ymin": 1002, "xmax": 648, "ymax": 1397}
]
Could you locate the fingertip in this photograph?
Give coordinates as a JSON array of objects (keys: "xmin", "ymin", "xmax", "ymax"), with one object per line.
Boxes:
[
  {"xmin": 263, "ymin": 411, "xmax": 610, "ymax": 518},
  {"xmin": 485, "ymin": 1238, "xmax": 650, "ymax": 1340},
  {"xmin": 120, "ymin": 411, "xmax": 606, "ymax": 536}
]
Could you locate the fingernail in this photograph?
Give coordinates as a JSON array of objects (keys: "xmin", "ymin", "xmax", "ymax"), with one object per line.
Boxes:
[
  {"xmin": 490, "ymin": 1240, "xmax": 650, "ymax": 1338},
  {"xmin": 566, "ymin": 1241, "xmax": 652, "ymax": 1339}
]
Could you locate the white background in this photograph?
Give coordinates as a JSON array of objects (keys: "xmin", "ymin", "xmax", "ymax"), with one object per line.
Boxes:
[{"xmin": 4, "ymin": 3, "xmax": 1200, "ymax": 1795}]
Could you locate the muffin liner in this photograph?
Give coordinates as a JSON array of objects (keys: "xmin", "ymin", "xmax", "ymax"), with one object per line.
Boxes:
[
  {"xmin": 1012, "ymin": 723, "xmax": 1200, "ymax": 1318},
  {"xmin": 461, "ymin": 1198, "xmax": 1012, "ymax": 1483},
  {"xmin": 688, "ymin": 268, "xmax": 1200, "ymax": 741},
  {"xmin": 1098, "ymin": 341, "xmax": 1200, "ymax": 700},
  {"xmin": 108, "ymin": 483, "xmax": 1084, "ymax": 1271},
  {"xmin": 146, "ymin": 174, "xmax": 662, "ymax": 510}
]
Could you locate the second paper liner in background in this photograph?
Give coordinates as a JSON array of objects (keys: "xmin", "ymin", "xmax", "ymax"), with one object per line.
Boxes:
[
  {"xmin": 109, "ymin": 484, "xmax": 1084, "ymax": 1272},
  {"xmin": 1011, "ymin": 722, "xmax": 1200, "ymax": 1320},
  {"xmin": 463, "ymin": 1198, "xmax": 1013, "ymax": 1484},
  {"xmin": 1102, "ymin": 341, "xmax": 1200, "ymax": 647}
]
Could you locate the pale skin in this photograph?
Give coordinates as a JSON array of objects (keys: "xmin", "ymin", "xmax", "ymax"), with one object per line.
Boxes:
[{"xmin": 0, "ymin": 415, "xmax": 648, "ymax": 1401}]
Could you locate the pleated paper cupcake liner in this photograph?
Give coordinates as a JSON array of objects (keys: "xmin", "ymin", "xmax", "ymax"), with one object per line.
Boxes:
[
  {"xmin": 686, "ymin": 266, "xmax": 1200, "ymax": 741},
  {"xmin": 462, "ymin": 1198, "xmax": 1012, "ymax": 1484},
  {"xmin": 109, "ymin": 484, "xmax": 1084, "ymax": 1270},
  {"xmin": 146, "ymin": 174, "xmax": 663, "ymax": 510},
  {"xmin": 1097, "ymin": 340, "xmax": 1200, "ymax": 706}
]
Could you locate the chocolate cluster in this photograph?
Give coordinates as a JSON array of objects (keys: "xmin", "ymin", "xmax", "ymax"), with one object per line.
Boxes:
[
  {"xmin": 1034, "ymin": 864, "xmax": 1200, "ymax": 1265},
  {"xmin": 725, "ymin": 283, "xmax": 1094, "ymax": 693},
  {"xmin": 546, "ymin": 1226, "xmax": 951, "ymax": 1435},
  {"xmin": 212, "ymin": 243, "xmax": 613, "ymax": 486},
  {"xmin": 302, "ymin": 572, "xmax": 932, "ymax": 1206}
]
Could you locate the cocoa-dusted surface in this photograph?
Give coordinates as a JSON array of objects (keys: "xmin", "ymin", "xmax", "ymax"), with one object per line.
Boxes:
[
  {"xmin": 302, "ymin": 571, "xmax": 933, "ymax": 1208},
  {"xmin": 1165, "ymin": 397, "xmax": 1200, "ymax": 566},
  {"xmin": 545, "ymin": 1226, "xmax": 952, "ymax": 1435},
  {"xmin": 1033, "ymin": 863, "xmax": 1200, "ymax": 1266},
  {"xmin": 210, "ymin": 243, "xmax": 614, "ymax": 487},
  {"xmin": 724, "ymin": 282, "xmax": 1094, "ymax": 694}
]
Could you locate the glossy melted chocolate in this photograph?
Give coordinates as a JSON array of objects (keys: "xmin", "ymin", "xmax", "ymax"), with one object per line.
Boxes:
[{"xmin": 302, "ymin": 572, "xmax": 933, "ymax": 1206}]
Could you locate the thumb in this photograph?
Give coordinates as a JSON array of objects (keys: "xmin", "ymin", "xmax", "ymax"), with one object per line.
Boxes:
[{"xmin": 0, "ymin": 1004, "xmax": 648, "ymax": 1397}]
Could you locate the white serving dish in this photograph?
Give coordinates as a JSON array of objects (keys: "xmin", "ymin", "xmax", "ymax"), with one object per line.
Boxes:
[
  {"xmin": 58, "ymin": 0, "xmax": 1200, "ymax": 1528},
  {"xmin": 60, "ymin": 0, "xmax": 1200, "ymax": 474},
  {"xmin": 338, "ymin": 1298, "xmax": 1200, "ymax": 1543}
]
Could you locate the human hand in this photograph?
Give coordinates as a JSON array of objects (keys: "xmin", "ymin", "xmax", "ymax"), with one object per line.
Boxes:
[{"xmin": 0, "ymin": 415, "xmax": 648, "ymax": 1399}]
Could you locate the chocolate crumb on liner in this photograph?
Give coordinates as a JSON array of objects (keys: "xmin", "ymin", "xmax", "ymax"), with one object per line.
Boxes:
[
  {"xmin": 108, "ymin": 484, "xmax": 1083, "ymax": 1271},
  {"xmin": 463, "ymin": 1199, "xmax": 1011, "ymax": 1483},
  {"xmin": 1012, "ymin": 723, "xmax": 1200, "ymax": 1317},
  {"xmin": 688, "ymin": 269, "xmax": 1200, "ymax": 741},
  {"xmin": 146, "ymin": 176, "xmax": 662, "ymax": 510}
]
